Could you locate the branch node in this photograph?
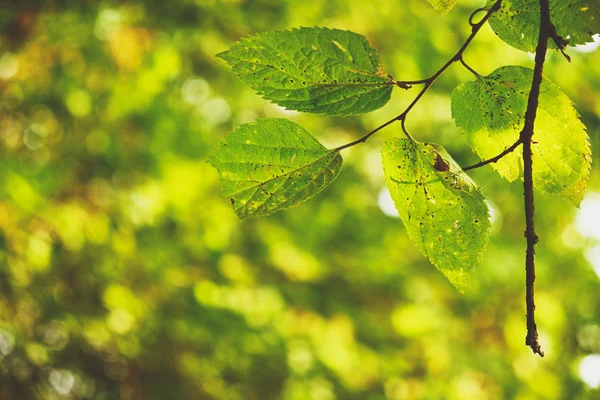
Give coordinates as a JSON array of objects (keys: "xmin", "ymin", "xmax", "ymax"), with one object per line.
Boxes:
[
  {"xmin": 546, "ymin": 22, "xmax": 571, "ymax": 62},
  {"xmin": 395, "ymin": 81, "xmax": 412, "ymax": 90},
  {"xmin": 389, "ymin": 75, "xmax": 412, "ymax": 89},
  {"xmin": 468, "ymin": 7, "xmax": 489, "ymax": 27}
]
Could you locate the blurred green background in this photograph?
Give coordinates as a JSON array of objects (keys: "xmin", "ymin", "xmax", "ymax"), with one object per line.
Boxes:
[{"xmin": 1, "ymin": 0, "xmax": 599, "ymax": 399}]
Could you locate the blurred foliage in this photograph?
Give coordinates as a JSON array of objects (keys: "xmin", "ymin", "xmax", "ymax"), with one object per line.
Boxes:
[{"xmin": 0, "ymin": 0, "xmax": 599, "ymax": 399}]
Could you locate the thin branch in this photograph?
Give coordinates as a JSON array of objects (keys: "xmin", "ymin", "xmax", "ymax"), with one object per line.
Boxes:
[
  {"xmin": 462, "ymin": 139, "xmax": 522, "ymax": 171},
  {"xmin": 459, "ymin": 56, "xmax": 482, "ymax": 79},
  {"xmin": 334, "ymin": 0, "xmax": 502, "ymax": 152},
  {"xmin": 334, "ymin": 117, "xmax": 398, "ymax": 151},
  {"xmin": 520, "ymin": 0, "xmax": 556, "ymax": 358},
  {"xmin": 468, "ymin": 7, "xmax": 490, "ymax": 27}
]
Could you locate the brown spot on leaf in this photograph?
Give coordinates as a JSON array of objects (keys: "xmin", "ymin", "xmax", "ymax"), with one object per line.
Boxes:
[{"xmin": 433, "ymin": 152, "xmax": 450, "ymax": 172}]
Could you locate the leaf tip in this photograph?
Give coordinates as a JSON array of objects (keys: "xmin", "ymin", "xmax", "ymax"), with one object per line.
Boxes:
[
  {"xmin": 443, "ymin": 269, "xmax": 469, "ymax": 294},
  {"xmin": 426, "ymin": 0, "xmax": 457, "ymax": 16},
  {"xmin": 234, "ymin": 211, "xmax": 249, "ymax": 221},
  {"xmin": 565, "ymin": 191, "xmax": 584, "ymax": 208},
  {"xmin": 216, "ymin": 50, "xmax": 231, "ymax": 62}
]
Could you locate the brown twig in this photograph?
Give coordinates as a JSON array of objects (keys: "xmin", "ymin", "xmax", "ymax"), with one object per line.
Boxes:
[
  {"xmin": 520, "ymin": 0, "xmax": 559, "ymax": 358},
  {"xmin": 334, "ymin": 0, "xmax": 502, "ymax": 152}
]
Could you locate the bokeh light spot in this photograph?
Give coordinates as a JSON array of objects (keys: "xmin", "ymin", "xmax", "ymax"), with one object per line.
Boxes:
[
  {"xmin": 584, "ymin": 245, "xmax": 600, "ymax": 279},
  {"xmin": 66, "ymin": 90, "xmax": 92, "ymax": 117},
  {"xmin": 579, "ymin": 354, "xmax": 600, "ymax": 388},
  {"xmin": 0, "ymin": 53, "xmax": 19, "ymax": 79},
  {"xmin": 378, "ymin": 187, "xmax": 399, "ymax": 218},
  {"xmin": 576, "ymin": 193, "xmax": 600, "ymax": 240},
  {"xmin": 49, "ymin": 369, "xmax": 75, "ymax": 395}
]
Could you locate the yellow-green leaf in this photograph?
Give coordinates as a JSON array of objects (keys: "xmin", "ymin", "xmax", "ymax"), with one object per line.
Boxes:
[
  {"xmin": 487, "ymin": 0, "xmax": 600, "ymax": 52},
  {"xmin": 382, "ymin": 138, "xmax": 491, "ymax": 292},
  {"xmin": 209, "ymin": 119, "xmax": 342, "ymax": 220},
  {"xmin": 217, "ymin": 27, "xmax": 393, "ymax": 117},
  {"xmin": 427, "ymin": 0, "xmax": 458, "ymax": 15},
  {"xmin": 451, "ymin": 66, "xmax": 591, "ymax": 206}
]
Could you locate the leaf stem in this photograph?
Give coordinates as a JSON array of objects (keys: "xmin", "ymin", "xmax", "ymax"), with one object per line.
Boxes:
[
  {"xmin": 459, "ymin": 57, "xmax": 482, "ymax": 79},
  {"xmin": 335, "ymin": 0, "xmax": 502, "ymax": 152},
  {"xmin": 401, "ymin": 118, "xmax": 416, "ymax": 142},
  {"xmin": 462, "ymin": 139, "xmax": 522, "ymax": 171},
  {"xmin": 334, "ymin": 117, "xmax": 399, "ymax": 151}
]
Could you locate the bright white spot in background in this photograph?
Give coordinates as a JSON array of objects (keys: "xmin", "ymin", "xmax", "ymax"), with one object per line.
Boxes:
[
  {"xmin": 485, "ymin": 199, "xmax": 502, "ymax": 233},
  {"xmin": 277, "ymin": 107, "xmax": 301, "ymax": 116},
  {"xmin": 24, "ymin": 127, "xmax": 45, "ymax": 150},
  {"xmin": 95, "ymin": 9, "xmax": 122, "ymax": 41},
  {"xmin": 579, "ymin": 354, "xmax": 600, "ymax": 388},
  {"xmin": 182, "ymin": 78, "xmax": 209, "ymax": 105},
  {"xmin": 0, "ymin": 53, "xmax": 19, "ymax": 80},
  {"xmin": 49, "ymin": 369, "xmax": 75, "ymax": 395},
  {"xmin": 201, "ymin": 97, "xmax": 231, "ymax": 125},
  {"xmin": 378, "ymin": 187, "xmax": 399, "ymax": 218},
  {"xmin": 584, "ymin": 245, "xmax": 600, "ymax": 279},
  {"xmin": 0, "ymin": 329, "xmax": 15, "ymax": 356},
  {"xmin": 264, "ymin": 103, "xmax": 302, "ymax": 118},
  {"xmin": 573, "ymin": 34, "xmax": 600, "ymax": 53},
  {"xmin": 576, "ymin": 193, "xmax": 600, "ymax": 240}
]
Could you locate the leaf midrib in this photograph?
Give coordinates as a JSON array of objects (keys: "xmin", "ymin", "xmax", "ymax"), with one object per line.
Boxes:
[{"xmin": 226, "ymin": 150, "xmax": 340, "ymax": 197}]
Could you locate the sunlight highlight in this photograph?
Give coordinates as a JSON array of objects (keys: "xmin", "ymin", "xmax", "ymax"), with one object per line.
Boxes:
[
  {"xmin": 576, "ymin": 193, "xmax": 600, "ymax": 240},
  {"xmin": 579, "ymin": 354, "xmax": 600, "ymax": 388},
  {"xmin": 573, "ymin": 34, "xmax": 600, "ymax": 53},
  {"xmin": 584, "ymin": 245, "xmax": 600, "ymax": 279},
  {"xmin": 0, "ymin": 53, "xmax": 19, "ymax": 80},
  {"xmin": 485, "ymin": 199, "xmax": 502, "ymax": 233},
  {"xmin": 378, "ymin": 187, "xmax": 399, "ymax": 218}
]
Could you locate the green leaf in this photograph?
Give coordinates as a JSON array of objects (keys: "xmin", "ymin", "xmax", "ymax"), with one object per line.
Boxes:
[
  {"xmin": 209, "ymin": 118, "xmax": 343, "ymax": 220},
  {"xmin": 487, "ymin": 0, "xmax": 600, "ymax": 52},
  {"xmin": 382, "ymin": 138, "xmax": 491, "ymax": 292},
  {"xmin": 217, "ymin": 27, "xmax": 393, "ymax": 117},
  {"xmin": 451, "ymin": 66, "xmax": 591, "ymax": 206},
  {"xmin": 427, "ymin": 0, "xmax": 458, "ymax": 15}
]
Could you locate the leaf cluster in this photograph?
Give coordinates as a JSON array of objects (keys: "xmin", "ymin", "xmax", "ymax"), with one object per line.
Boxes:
[{"xmin": 211, "ymin": 0, "xmax": 595, "ymax": 292}]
